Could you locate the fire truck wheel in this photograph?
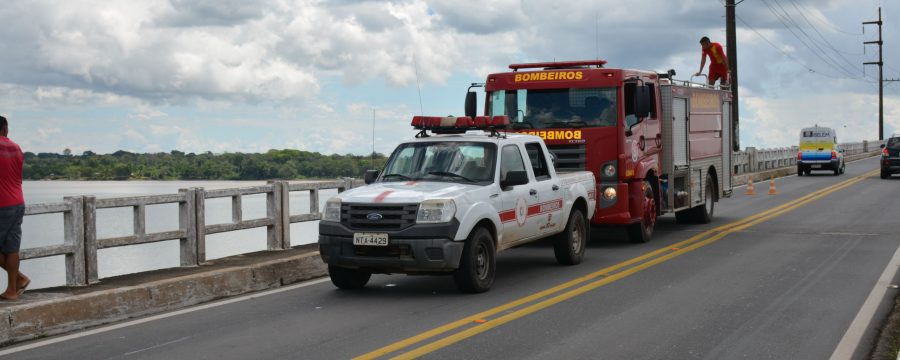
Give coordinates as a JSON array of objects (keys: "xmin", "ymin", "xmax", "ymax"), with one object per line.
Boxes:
[
  {"xmin": 328, "ymin": 265, "xmax": 371, "ymax": 290},
  {"xmin": 454, "ymin": 227, "xmax": 496, "ymax": 293},
  {"xmin": 554, "ymin": 209, "xmax": 587, "ymax": 265},
  {"xmin": 675, "ymin": 210, "xmax": 693, "ymax": 224},
  {"xmin": 692, "ymin": 174, "xmax": 716, "ymax": 224},
  {"xmin": 797, "ymin": 166, "xmax": 803, "ymax": 176},
  {"xmin": 628, "ymin": 181, "xmax": 656, "ymax": 243}
]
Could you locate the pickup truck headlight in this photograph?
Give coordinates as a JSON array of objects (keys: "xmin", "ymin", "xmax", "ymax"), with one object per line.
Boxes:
[
  {"xmin": 417, "ymin": 199, "xmax": 456, "ymax": 223},
  {"xmin": 322, "ymin": 198, "xmax": 342, "ymax": 222}
]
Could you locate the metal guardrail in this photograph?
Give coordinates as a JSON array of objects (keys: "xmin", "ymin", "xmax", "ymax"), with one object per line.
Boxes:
[
  {"xmin": 22, "ymin": 179, "xmax": 357, "ymax": 286},
  {"xmin": 732, "ymin": 140, "xmax": 885, "ymax": 175}
]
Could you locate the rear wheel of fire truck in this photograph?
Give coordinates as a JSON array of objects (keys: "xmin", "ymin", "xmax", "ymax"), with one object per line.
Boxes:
[
  {"xmin": 628, "ymin": 181, "xmax": 656, "ymax": 243},
  {"xmin": 797, "ymin": 166, "xmax": 803, "ymax": 176},
  {"xmin": 554, "ymin": 209, "xmax": 587, "ymax": 265},
  {"xmin": 328, "ymin": 265, "xmax": 371, "ymax": 290},
  {"xmin": 454, "ymin": 227, "xmax": 496, "ymax": 293},
  {"xmin": 692, "ymin": 174, "xmax": 716, "ymax": 224}
]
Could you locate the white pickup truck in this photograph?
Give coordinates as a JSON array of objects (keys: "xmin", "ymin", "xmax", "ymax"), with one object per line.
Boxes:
[{"xmin": 318, "ymin": 116, "xmax": 597, "ymax": 293}]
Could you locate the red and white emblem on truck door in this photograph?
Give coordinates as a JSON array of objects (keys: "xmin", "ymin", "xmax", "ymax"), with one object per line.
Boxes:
[{"xmin": 516, "ymin": 198, "xmax": 528, "ymax": 227}]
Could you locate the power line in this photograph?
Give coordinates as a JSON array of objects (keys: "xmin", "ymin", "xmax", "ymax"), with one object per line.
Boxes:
[
  {"xmin": 797, "ymin": 2, "xmax": 864, "ymax": 36},
  {"xmin": 761, "ymin": 0, "xmax": 861, "ymax": 79},
  {"xmin": 784, "ymin": 0, "xmax": 867, "ymax": 72},
  {"xmin": 735, "ymin": 14, "xmax": 849, "ymax": 80}
]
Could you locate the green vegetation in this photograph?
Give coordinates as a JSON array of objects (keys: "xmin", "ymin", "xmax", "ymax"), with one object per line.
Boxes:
[{"xmin": 23, "ymin": 149, "xmax": 388, "ymax": 180}]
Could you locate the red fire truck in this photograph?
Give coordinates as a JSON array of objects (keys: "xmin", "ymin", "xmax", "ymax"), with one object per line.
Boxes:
[{"xmin": 464, "ymin": 60, "xmax": 734, "ymax": 243}]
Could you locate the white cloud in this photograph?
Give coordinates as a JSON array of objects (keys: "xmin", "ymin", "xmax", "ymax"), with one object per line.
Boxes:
[
  {"xmin": 130, "ymin": 103, "xmax": 168, "ymax": 120},
  {"xmin": 0, "ymin": 0, "xmax": 897, "ymax": 156},
  {"xmin": 36, "ymin": 127, "xmax": 62, "ymax": 141}
]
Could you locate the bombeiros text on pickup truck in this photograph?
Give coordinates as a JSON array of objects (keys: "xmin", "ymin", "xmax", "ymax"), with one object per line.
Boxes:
[{"xmin": 318, "ymin": 116, "xmax": 597, "ymax": 293}]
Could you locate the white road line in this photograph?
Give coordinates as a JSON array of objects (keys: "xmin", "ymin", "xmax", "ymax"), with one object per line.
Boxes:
[
  {"xmin": 830, "ymin": 243, "xmax": 900, "ymax": 360},
  {"xmin": 123, "ymin": 336, "xmax": 191, "ymax": 356},
  {"xmin": 0, "ymin": 277, "xmax": 330, "ymax": 356}
]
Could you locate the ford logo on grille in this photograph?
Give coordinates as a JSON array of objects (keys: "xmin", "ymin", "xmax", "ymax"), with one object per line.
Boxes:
[{"xmin": 366, "ymin": 213, "xmax": 384, "ymax": 221}]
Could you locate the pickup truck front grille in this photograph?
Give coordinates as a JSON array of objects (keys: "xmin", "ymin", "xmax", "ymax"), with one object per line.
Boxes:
[
  {"xmin": 341, "ymin": 203, "xmax": 418, "ymax": 230},
  {"xmin": 547, "ymin": 144, "xmax": 586, "ymax": 171}
]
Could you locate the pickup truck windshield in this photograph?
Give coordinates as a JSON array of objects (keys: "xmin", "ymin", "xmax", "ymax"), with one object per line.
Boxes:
[
  {"xmin": 381, "ymin": 142, "xmax": 497, "ymax": 184},
  {"xmin": 489, "ymin": 87, "xmax": 617, "ymax": 129}
]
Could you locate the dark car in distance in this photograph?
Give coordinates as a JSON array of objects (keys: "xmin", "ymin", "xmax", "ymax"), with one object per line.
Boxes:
[{"xmin": 882, "ymin": 134, "xmax": 900, "ymax": 179}]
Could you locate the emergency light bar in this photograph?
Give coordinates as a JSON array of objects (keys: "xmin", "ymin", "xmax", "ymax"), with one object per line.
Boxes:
[
  {"xmin": 509, "ymin": 60, "xmax": 607, "ymax": 71},
  {"xmin": 411, "ymin": 115, "xmax": 510, "ymax": 137}
]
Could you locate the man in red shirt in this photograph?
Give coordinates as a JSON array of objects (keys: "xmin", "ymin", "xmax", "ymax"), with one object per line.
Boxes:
[
  {"xmin": 694, "ymin": 36, "xmax": 730, "ymax": 87},
  {"xmin": 0, "ymin": 116, "xmax": 29, "ymax": 299}
]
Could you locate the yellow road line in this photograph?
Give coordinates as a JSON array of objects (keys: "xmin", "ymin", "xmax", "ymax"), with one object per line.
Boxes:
[
  {"xmin": 391, "ymin": 171, "xmax": 873, "ymax": 359},
  {"xmin": 355, "ymin": 169, "xmax": 878, "ymax": 360}
]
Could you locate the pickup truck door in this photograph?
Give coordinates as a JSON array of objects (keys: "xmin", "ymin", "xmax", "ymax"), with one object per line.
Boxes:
[
  {"xmin": 524, "ymin": 142, "xmax": 564, "ymax": 236},
  {"xmin": 498, "ymin": 144, "xmax": 535, "ymax": 249}
]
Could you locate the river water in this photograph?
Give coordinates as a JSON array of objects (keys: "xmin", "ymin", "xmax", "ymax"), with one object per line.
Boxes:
[{"xmin": 11, "ymin": 181, "xmax": 338, "ymax": 290}]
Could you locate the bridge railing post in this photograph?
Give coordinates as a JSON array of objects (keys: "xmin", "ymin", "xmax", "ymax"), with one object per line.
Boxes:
[
  {"xmin": 279, "ymin": 181, "xmax": 291, "ymax": 249},
  {"xmin": 747, "ymin": 147, "xmax": 757, "ymax": 172},
  {"xmin": 178, "ymin": 188, "xmax": 198, "ymax": 266},
  {"xmin": 195, "ymin": 187, "xmax": 207, "ymax": 264},
  {"xmin": 266, "ymin": 181, "xmax": 285, "ymax": 250},
  {"xmin": 83, "ymin": 195, "xmax": 99, "ymax": 284},
  {"xmin": 63, "ymin": 196, "xmax": 87, "ymax": 286}
]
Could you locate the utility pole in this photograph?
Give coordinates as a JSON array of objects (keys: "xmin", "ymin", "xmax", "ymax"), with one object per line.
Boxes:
[
  {"xmin": 726, "ymin": 0, "xmax": 740, "ymax": 151},
  {"xmin": 372, "ymin": 108, "xmax": 376, "ymax": 169},
  {"xmin": 863, "ymin": 7, "xmax": 893, "ymax": 140}
]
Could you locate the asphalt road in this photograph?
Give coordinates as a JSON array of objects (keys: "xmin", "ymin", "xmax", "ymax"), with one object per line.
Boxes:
[{"xmin": 3, "ymin": 157, "xmax": 898, "ymax": 360}]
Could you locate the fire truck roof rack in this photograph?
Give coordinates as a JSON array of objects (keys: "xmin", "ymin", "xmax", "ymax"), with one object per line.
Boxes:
[{"xmin": 509, "ymin": 60, "xmax": 607, "ymax": 71}]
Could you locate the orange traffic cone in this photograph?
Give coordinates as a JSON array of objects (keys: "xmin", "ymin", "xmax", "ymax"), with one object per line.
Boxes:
[
  {"xmin": 746, "ymin": 178, "xmax": 756, "ymax": 196},
  {"xmin": 768, "ymin": 177, "xmax": 777, "ymax": 195}
]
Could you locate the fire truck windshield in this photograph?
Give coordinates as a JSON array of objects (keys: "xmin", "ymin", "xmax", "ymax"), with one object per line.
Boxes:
[
  {"xmin": 381, "ymin": 142, "xmax": 497, "ymax": 184},
  {"xmin": 489, "ymin": 87, "xmax": 617, "ymax": 129}
]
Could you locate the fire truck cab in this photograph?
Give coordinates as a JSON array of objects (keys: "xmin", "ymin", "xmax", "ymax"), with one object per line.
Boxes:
[{"xmin": 467, "ymin": 60, "xmax": 734, "ymax": 243}]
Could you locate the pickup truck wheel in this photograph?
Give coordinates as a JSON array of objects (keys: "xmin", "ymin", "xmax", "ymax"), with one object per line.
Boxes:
[
  {"xmin": 453, "ymin": 227, "xmax": 496, "ymax": 293},
  {"xmin": 554, "ymin": 209, "xmax": 587, "ymax": 265},
  {"xmin": 628, "ymin": 181, "xmax": 656, "ymax": 243},
  {"xmin": 328, "ymin": 265, "xmax": 371, "ymax": 290}
]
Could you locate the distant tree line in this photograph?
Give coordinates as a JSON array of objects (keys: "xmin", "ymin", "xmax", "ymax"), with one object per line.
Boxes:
[{"xmin": 22, "ymin": 149, "xmax": 388, "ymax": 180}]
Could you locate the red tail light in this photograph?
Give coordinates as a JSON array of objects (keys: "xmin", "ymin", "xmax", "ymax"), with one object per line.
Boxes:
[
  {"xmin": 831, "ymin": 151, "xmax": 837, "ymax": 160},
  {"xmin": 797, "ymin": 151, "xmax": 802, "ymax": 161},
  {"xmin": 885, "ymin": 148, "xmax": 890, "ymax": 157}
]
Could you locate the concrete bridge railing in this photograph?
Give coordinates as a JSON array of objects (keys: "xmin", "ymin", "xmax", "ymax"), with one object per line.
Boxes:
[
  {"xmin": 732, "ymin": 140, "xmax": 885, "ymax": 175},
  {"xmin": 22, "ymin": 179, "xmax": 358, "ymax": 287},
  {"xmin": 21, "ymin": 139, "xmax": 886, "ymax": 288}
]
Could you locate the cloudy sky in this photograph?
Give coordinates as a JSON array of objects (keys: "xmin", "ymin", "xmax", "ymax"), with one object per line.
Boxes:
[{"xmin": 1, "ymin": 0, "xmax": 897, "ymax": 156}]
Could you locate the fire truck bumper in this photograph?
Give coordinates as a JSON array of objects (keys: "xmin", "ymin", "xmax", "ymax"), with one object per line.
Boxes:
[{"xmin": 592, "ymin": 182, "xmax": 636, "ymax": 225}]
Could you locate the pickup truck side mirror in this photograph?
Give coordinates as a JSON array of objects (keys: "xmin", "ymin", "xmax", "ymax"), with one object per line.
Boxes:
[
  {"xmin": 881, "ymin": 144, "xmax": 887, "ymax": 149},
  {"xmin": 500, "ymin": 170, "xmax": 528, "ymax": 189},
  {"xmin": 364, "ymin": 170, "xmax": 380, "ymax": 185}
]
